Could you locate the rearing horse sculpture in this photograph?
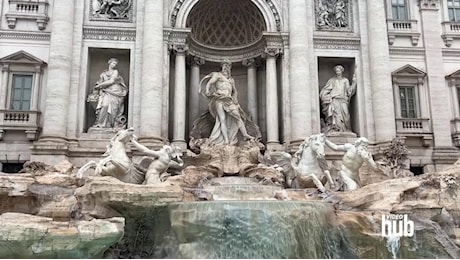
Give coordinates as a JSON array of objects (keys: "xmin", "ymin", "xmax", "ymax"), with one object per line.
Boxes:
[
  {"xmin": 77, "ymin": 127, "xmax": 145, "ymax": 184},
  {"xmin": 268, "ymin": 134, "xmax": 335, "ymax": 192}
]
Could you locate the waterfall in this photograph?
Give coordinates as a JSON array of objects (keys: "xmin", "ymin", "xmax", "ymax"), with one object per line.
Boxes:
[
  {"xmin": 386, "ymin": 234, "xmax": 400, "ymax": 259},
  {"xmin": 110, "ymin": 201, "xmax": 355, "ymax": 258}
]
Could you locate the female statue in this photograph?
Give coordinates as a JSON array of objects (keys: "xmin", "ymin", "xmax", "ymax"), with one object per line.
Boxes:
[{"xmin": 90, "ymin": 58, "xmax": 128, "ymax": 129}]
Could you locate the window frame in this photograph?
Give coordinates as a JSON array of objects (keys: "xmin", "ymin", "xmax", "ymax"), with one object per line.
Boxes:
[
  {"xmin": 447, "ymin": 0, "xmax": 460, "ymax": 21},
  {"xmin": 399, "ymin": 85, "xmax": 418, "ymax": 118},
  {"xmin": 391, "ymin": 0, "xmax": 409, "ymax": 20},
  {"xmin": 9, "ymin": 73, "xmax": 34, "ymax": 111},
  {"xmin": 391, "ymin": 64, "xmax": 427, "ymax": 120}
]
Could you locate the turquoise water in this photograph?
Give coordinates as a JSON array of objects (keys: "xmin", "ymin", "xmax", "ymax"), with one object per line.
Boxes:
[{"xmin": 106, "ymin": 201, "xmax": 355, "ymax": 258}]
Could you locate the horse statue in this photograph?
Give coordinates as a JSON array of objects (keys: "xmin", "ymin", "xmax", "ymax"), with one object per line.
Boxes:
[
  {"xmin": 267, "ymin": 133, "xmax": 335, "ymax": 192},
  {"xmin": 76, "ymin": 127, "xmax": 145, "ymax": 184}
]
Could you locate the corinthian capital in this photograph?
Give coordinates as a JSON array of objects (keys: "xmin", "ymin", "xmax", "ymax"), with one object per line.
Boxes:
[
  {"xmin": 169, "ymin": 43, "xmax": 189, "ymax": 54},
  {"xmin": 264, "ymin": 47, "xmax": 282, "ymax": 58},
  {"xmin": 242, "ymin": 58, "xmax": 261, "ymax": 67}
]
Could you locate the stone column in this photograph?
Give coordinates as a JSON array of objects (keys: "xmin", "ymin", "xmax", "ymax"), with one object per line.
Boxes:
[
  {"xmin": 31, "ymin": 65, "xmax": 41, "ymax": 110},
  {"xmin": 367, "ymin": 0, "xmax": 396, "ymax": 142},
  {"xmin": 171, "ymin": 44, "xmax": 188, "ymax": 149},
  {"xmin": 419, "ymin": 0, "xmax": 453, "ymax": 147},
  {"xmin": 243, "ymin": 58, "xmax": 258, "ymax": 123},
  {"xmin": 265, "ymin": 48, "xmax": 282, "ymax": 150},
  {"xmin": 289, "ymin": 0, "xmax": 312, "ymax": 146},
  {"xmin": 139, "ymin": 0, "xmax": 164, "ymax": 145},
  {"xmin": 40, "ymin": 0, "xmax": 75, "ymax": 141},
  {"xmin": 0, "ymin": 65, "xmax": 9, "ymax": 109},
  {"xmin": 188, "ymin": 57, "xmax": 205, "ymax": 129}
]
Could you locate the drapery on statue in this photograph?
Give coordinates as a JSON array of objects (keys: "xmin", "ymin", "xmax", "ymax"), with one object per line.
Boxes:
[
  {"xmin": 267, "ymin": 134, "xmax": 335, "ymax": 192},
  {"xmin": 190, "ymin": 61, "xmax": 261, "ymax": 146},
  {"xmin": 319, "ymin": 65, "xmax": 356, "ymax": 134},
  {"xmin": 325, "ymin": 137, "xmax": 378, "ymax": 191},
  {"xmin": 87, "ymin": 58, "xmax": 128, "ymax": 129}
]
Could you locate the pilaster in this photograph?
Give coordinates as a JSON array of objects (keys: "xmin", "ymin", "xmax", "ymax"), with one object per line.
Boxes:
[
  {"xmin": 288, "ymin": 0, "xmax": 312, "ymax": 148},
  {"xmin": 139, "ymin": 0, "xmax": 164, "ymax": 146},
  {"xmin": 367, "ymin": 0, "xmax": 396, "ymax": 142}
]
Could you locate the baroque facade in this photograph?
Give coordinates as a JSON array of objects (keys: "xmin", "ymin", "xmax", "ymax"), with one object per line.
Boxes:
[{"xmin": 0, "ymin": 0, "xmax": 459, "ymax": 173}]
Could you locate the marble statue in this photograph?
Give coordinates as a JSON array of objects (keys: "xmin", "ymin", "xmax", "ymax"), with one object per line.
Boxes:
[
  {"xmin": 325, "ymin": 137, "xmax": 378, "ymax": 191},
  {"xmin": 87, "ymin": 58, "xmax": 128, "ymax": 129},
  {"xmin": 319, "ymin": 65, "xmax": 356, "ymax": 134},
  {"xmin": 268, "ymin": 134, "xmax": 335, "ymax": 192},
  {"xmin": 131, "ymin": 136, "xmax": 184, "ymax": 185},
  {"xmin": 76, "ymin": 127, "xmax": 145, "ymax": 184},
  {"xmin": 76, "ymin": 127, "xmax": 184, "ymax": 185},
  {"xmin": 190, "ymin": 61, "xmax": 261, "ymax": 146},
  {"xmin": 93, "ymin": 0, "xmax": 132, "ymax": 19}
]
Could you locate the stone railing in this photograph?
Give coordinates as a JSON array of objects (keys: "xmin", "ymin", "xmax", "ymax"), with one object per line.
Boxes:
[
  {"xmin": 5, "ymin": 0, "xmax": 49, "ymax": 30},
  {"xmin": 386, "ymin": 19, "xmax": 420, "ymax": 46},
  {"xmin": 396, "ymin": 118, "xmax": 431, "ymax": 134},
  {"xmin": 0, "ymin": 110, "xmax": 40, "ymax": 140},
  {"xmin": 396, "ymin": 118, "xmax": 433, "ymax": 146},
  {"xmin": 441, "ymin": 21, "xmax": 460, "ymax": 47}
]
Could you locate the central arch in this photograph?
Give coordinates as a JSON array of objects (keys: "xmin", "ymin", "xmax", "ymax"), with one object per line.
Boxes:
[
  {"xmin": 171, "ymin": 0, "xmax": 282, "ymax": 32},
  {"xmin": 186, "ymin": 0, "xmax": 266, "ymax": 48}
]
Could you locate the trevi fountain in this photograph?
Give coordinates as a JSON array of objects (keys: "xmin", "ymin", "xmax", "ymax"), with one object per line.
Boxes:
[{"xmin": 0, "ymin": 61, "xmax": 459, "ymax": 259}]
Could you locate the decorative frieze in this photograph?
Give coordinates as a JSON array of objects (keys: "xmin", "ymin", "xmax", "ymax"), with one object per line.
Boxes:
[
  {"xmin": 313, "ymin": 36, "xmax": 360, "ymax": 49},
  {"xmin": 315, "ymin": 0, "xmax": 353, "ymax": 32},
  {"xmin": 83, "ymin": 27, "xmax": 136, "ymax": 41},
  {"xmin": 0, "ymin": 30, "xmax": 50, "ymax": 41},
  {"xmin": 389, "ymin": 47, "xmax": 426, "ymax": 56},
  {"xmin": 90, "ymin": 0, "xmax": 133, "ymax": 22}
]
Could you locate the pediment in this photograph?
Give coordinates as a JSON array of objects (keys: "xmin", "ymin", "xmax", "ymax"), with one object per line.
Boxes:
[
  {"xmin": 0, "ymin": 50, "xmax": 46, "ymax": 65},
  {"xmin": 392, "ymin": 64, "xmax": 426, "ymax": 78},
  {"xmin": 446, "ymin": 69, "xmax": 460, "ymax": 79}
]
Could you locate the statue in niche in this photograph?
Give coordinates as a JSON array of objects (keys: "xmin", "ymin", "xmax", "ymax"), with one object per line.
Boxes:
[
  {"xmin": 315, "ymin": 0, "xmax": 349, "ymax": 30},
  {"xmin": 92, "ymin": 0, "xmax": 132, "ymax": 19},
  {"xmin": 87, "ymin": 58, "xmax": 128, "ymax": 129},
  {"xmin": 325, "ymin": 137, "xmax": 378, "ymax": 191},
  {"xmin": 319, "ymin": 65, "xmax": 356, "ymax": 134},
  {"xmin": 190, "ymin": 61, "xmax": 261, "ymax": 147}
]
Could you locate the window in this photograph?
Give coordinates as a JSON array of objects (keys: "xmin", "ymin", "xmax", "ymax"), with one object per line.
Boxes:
[
  {"xmin": 391, "ymin": 0, "xmax": 408, "ymax": 20},
  {"xmin": 11, "ymin": 74, "xmax": 32, "ymax": 110},
  {"xmin": 448, "ymin": 0, "xmax": 460, "ymax": 21},
  {"xmin": 399, "ymin": 86, "xmax": 417, "ymax": 118},
  {"xmin": 0, "ymin": 51, "xmax": 46, "ymax": 141}
]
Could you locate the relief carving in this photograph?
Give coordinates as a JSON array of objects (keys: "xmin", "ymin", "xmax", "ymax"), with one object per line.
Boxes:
[
  {"xmin": 315, "ymin": 0, "xmax": 351, "ymax": 31},
  {"xmin": 91, "ymin": 0, "xmax": 133, "ymax": 21}
]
